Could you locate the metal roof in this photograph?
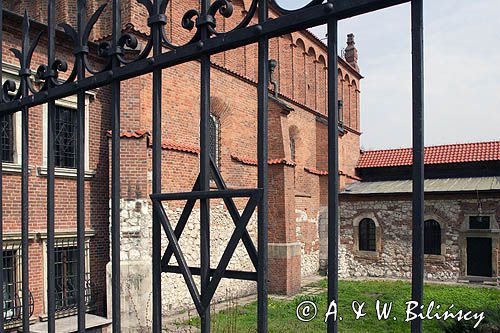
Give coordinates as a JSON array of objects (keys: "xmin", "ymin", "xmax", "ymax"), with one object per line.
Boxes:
[{"xmin": 342, "ymin": 176, "xmax": 500, "ymax": 195}]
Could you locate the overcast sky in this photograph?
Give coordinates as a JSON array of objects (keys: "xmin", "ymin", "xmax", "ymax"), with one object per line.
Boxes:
[{"xmin": 277, "ymin": 0, "xmax": 500, "ymax": 150}]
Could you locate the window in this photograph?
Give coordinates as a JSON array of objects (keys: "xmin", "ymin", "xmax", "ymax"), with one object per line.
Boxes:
[
  {"xmin": 0, "ymin": 114, "xmax": 14, "ymax": 163},
  {"xmin": 53, "ymin": 239, "xmax": 92, "ymax": 315},
  {"xmin": 338, "ymin": 100, "xmax": 344, "ymax": 125},
  {"xmin": 290, "ymin": 137, "xmax": 296, "ymax": 161},
  {"xmin": 359, "ymin": 218, "xmax": 376, "ymax": 251},
  {"xmin": 2, "ymin": 244, "xmax": 32, "ymax": 327},
  {"xmin": 208, "ymin": 114, "xmax": 220, "ymax": 167},
  {"xmin": 54, "ymin": 106, "xmax": 77, "ymax": 168},
  {"xmin": 55, "ymin": 242, "xmax": 78, "ymax": 312},
  {"xmin": 469, "ymin": 216, "xmax": 490, "ymax": 229},
  {"xmin": 424, "ymin": 219, "xmax": 441, "ymax": 255}
]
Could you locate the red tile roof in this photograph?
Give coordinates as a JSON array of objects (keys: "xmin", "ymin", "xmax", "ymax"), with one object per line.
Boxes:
[{"xmin": 357, "ymin": 141, "xmax": 500, "ymax": 168}]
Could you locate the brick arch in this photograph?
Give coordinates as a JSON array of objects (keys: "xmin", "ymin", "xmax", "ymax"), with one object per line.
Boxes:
[
  {"xmin": 294, "ymin": 38, "xmax": 306, "ymax": 104},
  {"xmin": 279, "ymin": 34, "xmax": 294, "ymax": 98},
  {"xmin": 343, "ymin": 74, "xmax": 351, "ymax": 125},
  {"xmin": 350, "ymin": 80, "xmax": 358, "ymax": 129},
  {"xmin": 316, "ymin": 55, "xmax": 327, "ymax": 114},
  {"xmin": 306, "ymin": 47, "xmax": 317, "ymax": 108},
  {"xmin": 210, "ymin": 96, "xmax": 231, "ymax": 124}
]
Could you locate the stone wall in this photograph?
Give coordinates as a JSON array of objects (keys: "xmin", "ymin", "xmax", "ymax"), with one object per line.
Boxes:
[
  {"xmin": 109, "ymin": 198, "xmax": 258, "ymax": 331},
  {"xmin": 325, "ymin": 196, "xmax": 500, "ymax": 282}
]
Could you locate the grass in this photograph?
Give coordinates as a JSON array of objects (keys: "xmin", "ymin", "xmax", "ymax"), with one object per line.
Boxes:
[{"xmin": 186, "ymin": 280, "xmax": 500, "ymax": 332}]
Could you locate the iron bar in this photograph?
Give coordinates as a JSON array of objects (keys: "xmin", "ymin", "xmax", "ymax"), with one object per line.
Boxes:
[
  {"xmin": 160, "ymin": 177, "xmax": 200, "ymax": 270},
  {"xmin": 46, "ymin": 0, "xmax": 56, "ymax": 332},
  {"xmin": 202, "ymin": 191, "xmax": 261, "ymax": 308},
  {"xmin": 111, "ymin": 0, "xmax": 122, "ymax": 331},
  {"xmin": 163, "ymin": 266, "xmax": 257, "ymax": 281},
  {"xmin": 209, "ymin": 158, "xmax": 258, "ymax": 268},
  {"xmin": 199, "ymin": 11, "xmax": 211, "ymax": 328},
  {"xmin": 153, "ymin": 200, "xmax": 203, "ymax": 314},
  {"xmin": 410, "ymin": 0, "xmax": 424, "ymax": 332},
  {"xmin": 257, "ymin": 0, "xmax": 269, "ymax": 329},
  {"xmin": 327, "ymin": 14, "xmax": 340, "ymax": 333},
  {"xmin": 76, "ymin": 0, "xmax": 87, "ymax": 331},
  {"xmin": 151, "ymin": 189, "xmax": 259, "ymax": 201},
  {"xmin": 0, "ymin": 1, "xmax": 4, "ymax": 331},
  {"xmin": 0, "ymin": 0, "xmax": 411, "ymax": 115},
  {"xmin": 20, "ymin": 13, "xmax": 30, "ymax": 332},
  {"xmin": 151, "ymin": 0, "xmax": 163, "ymax": 330}
]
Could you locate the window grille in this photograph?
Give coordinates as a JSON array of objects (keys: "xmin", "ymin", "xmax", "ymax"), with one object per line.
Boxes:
[
  {"xmin": 54, "ymin": 106, "xmax": 76, "ymax": 168},
  {"xmin": 0, "ymin": 113, "xmax": 14, "ymax": 163},
  {"xmin": 208, "ymin": 114, "xmax": 219, "ymax": 167},
  {"xmin": 53, "ymin": 238, "xmax": 93, "ymax": 315},
  {"xmin": 3, "ymin": 244, "xmax": 34, "ymax": 328},
  {"xmin": 359, "ymin": 218, "xmax": 376, "ymax": 251},
  {"xmin": 469, "ymin": 216, "xmax": 490, "ymax": 229},
  {"xmin": 424, "ymin": 219, "xmax": 441, "ymax": 255}
]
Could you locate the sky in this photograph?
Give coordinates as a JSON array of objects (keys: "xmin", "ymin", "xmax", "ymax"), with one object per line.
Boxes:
[{"xmin": 276, "ymin": 0, "xmax": 500, "ymax": 150}]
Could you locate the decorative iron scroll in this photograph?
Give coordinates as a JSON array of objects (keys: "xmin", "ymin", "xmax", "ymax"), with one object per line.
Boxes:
[{"xmin": 0, "ymin": 0, "xmax": 330, "ymax": 110}]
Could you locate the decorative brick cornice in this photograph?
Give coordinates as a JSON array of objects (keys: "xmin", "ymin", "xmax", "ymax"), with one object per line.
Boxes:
[
  {"xmin": 147, "ymin": 137, "xmax": 199, "ymax": 155},
  {"xmin": 304, "ymin": 167, "xmax": 361, "ymax": 180},
  {"xmin": 106, "ymin": 129, "xmax": 150, "ymax": 138},
  {"xmin": 106, "ymin": 130, "xmax": 199, "ymax": 155},
  {"xmin": 304, "ymin": 167, "xmax": 328, "ymax": 176},
  {"xmin": 231, "ymin": 154, "xmax": 296, "ymax": 167}
]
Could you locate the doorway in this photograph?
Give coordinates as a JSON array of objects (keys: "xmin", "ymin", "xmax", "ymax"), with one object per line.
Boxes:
[{"xmin": 466, "ymin": 237, "xmax": 492, "ymax": 277}]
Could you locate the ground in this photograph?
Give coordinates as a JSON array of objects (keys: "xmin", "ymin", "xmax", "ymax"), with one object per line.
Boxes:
[{"xmin": 176, "ymin": 279, "xmax": 499, "ymax": 332}]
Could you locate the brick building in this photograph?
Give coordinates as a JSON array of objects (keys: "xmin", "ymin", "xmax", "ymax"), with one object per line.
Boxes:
[
  {"xmin": 1, "ymin": 0, "xmax": 362, "ymax": 330},
  {"xmin": 338, "ymin": 141, "xmax": 500, "ymax": 285}
]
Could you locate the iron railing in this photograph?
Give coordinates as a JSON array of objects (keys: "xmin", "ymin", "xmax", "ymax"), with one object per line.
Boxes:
[{"xmin": 0, "ymin": 0, "xmax": 424, "ymax": 332}]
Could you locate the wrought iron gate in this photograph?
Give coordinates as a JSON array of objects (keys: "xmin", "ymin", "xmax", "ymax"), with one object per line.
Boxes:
[{"xmin": 0, "ymin": 0, "xmax": 424, "ymax": 332}]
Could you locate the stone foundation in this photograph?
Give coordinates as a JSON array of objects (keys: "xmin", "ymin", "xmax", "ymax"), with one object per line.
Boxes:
[{"xmin": 107, "ymin": 198, "xmax": 258, "ymax": 331}]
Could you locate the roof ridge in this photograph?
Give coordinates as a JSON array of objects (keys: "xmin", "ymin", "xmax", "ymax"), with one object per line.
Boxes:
[{"xmin": 362, "ymin": 140, "xmax": 500, "ymax": 153}]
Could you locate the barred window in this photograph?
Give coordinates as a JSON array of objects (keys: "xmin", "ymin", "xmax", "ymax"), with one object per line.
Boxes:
[
  {"xmin": 469, "ymin": 216, "xmax": 490, "ymax": 229},
  {"xmin": 209, "ymin": 114, "xmax": 220, "ymax": 167},
  {"xmin": 3, "ymin": 244, "xmax": 33, "ymax": 327},
  {"xmin": 55, "ymin": 106, "xmax": 76, "ymax": 168},
  {"xmin": 424, "ymin": 219, "xmax": 441, "ymax": 255},
  {"xmin": 0, "ymin": 113, "xmax": 14, "ymax": 163},
  {"xmin": 359, "ymin": 218, "xmax": 376, "ymax": 251},
  {"xmin": 53, "ymin": 239, "xmax": 93, "ymax": 315}
]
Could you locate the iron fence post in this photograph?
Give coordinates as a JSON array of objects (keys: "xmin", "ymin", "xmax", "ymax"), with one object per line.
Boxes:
[
  {"xmin": 152, "ymin": 0, "xmax": 163, "ymax": 331},
  {"xmin": 327, "ymin": 12, "xmax": 339, "ymax": 333},
  {"xmin": 257, "ymin": 0, "xmax": 269, "ymax": 330},
  {"xmin": 111, "ymin": 0, "xmax": 122, "ymax": 331},
  {"xmin": 76, "ymin": 0, "xmax": 87, "ymax": 331},
  {"xmin": 411, "ymin": 0, "xmax": 424, "ymax": 332}
]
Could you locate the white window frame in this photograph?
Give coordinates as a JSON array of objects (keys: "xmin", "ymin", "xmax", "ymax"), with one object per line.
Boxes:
[
  {"xmin": 41, "ymin": 96, "xmax": 92, "ymax": 175},
  {"xmin": 1, "ymin": 62, "xmax": 96, "ymax": 177},
  {"xmin": 1, "ymin": 63, "xmax": 24, "ymax": 172},
  {"xmin": 41, "ymin": 234, "xmax": 93, "ymax": 318}
]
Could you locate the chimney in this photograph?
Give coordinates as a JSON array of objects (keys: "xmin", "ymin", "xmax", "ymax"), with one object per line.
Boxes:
[{"xmin": 344, "ymin": 33, "xmax": 359, "ymax": 72}]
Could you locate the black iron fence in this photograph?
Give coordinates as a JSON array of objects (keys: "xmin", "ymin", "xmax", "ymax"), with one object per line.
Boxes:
[{"xmin": 0, "ymin": 0, "xmax": 424, "ymax": 332}]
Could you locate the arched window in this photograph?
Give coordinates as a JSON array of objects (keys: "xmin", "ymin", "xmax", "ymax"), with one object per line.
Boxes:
[
  {"xmin": 208, "ymin": 114, "xmax": 220, "ymax": 166},
  {"xmin": 290, "ymin": 137, "xmax": 296, "ymax": 161},
  {"xmin": 424, "ymin": 220, "xmax": 441, "ymax": 255},
  {"xmin": 359, "ymin": 218, "xmax": 376, "ymax": 251}
]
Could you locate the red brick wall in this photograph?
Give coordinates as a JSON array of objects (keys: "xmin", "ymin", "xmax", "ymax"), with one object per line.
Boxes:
[
  {"xmin": 5, "ymin": 0, "xmax": 364, "ymax": 309},
  {"xmin": 1, "ymin": 15, "xmax": 111, "ymax": 322}
]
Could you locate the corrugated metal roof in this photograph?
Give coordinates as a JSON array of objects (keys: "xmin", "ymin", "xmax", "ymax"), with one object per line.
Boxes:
[{"xmin": 342, "ymin": 176, "xmax": 500, "ymax": 195}]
